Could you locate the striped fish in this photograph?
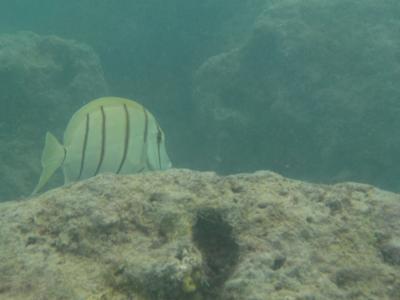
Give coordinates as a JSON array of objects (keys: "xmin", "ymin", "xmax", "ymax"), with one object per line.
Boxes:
[{"xmin": 32, "ymin": 97, "xmax": 172, "ymax": 195}]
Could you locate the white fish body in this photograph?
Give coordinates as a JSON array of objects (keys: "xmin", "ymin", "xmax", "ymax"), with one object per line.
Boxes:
[{"xmin": 32, "ymin": 97, "xmax": 171, "ymax": 195}]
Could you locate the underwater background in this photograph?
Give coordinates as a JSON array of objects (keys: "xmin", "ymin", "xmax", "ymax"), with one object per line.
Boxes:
[{"xmin": 1, "ymin": 0, "xmax": 400, "ymax": 201}]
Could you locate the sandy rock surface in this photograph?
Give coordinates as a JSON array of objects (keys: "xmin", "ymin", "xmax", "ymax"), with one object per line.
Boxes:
[{"xmin": 0, "ymin": 169, "xmax": 399, "ymax": 300}]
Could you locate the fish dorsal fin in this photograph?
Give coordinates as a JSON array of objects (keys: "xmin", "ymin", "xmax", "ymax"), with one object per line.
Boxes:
[{"xmin": 31, "ymin": 132, "xmax": 65, "ymax": 195}]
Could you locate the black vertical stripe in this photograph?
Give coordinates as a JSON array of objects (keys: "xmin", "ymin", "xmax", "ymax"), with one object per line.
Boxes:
[
  {"xmin": 156, "ymin": 124, "xmax": 162, "ymax": 169},
  {"xmin": 77, "ymin": 113, "xmax": 90, "ymax": 180},
  {"xmin": 142, "ymin": 107, "xmax": 149, "ymax": 168},
  {"xmin": 143, "ymin": 107, "xmax": 148, "ymax": 143},
  {"xmin": 94, "ymin": 106, "xmax": 106, "ymax": 176},
  {"xmin": 116, "ymin": 104, "xmax": 130, "ymax": 174}
]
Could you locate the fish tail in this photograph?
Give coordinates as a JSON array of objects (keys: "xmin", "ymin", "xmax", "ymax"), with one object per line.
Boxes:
[{"xmin": 31, "ymin": 132, "xmax": 65, "ymax": 196}]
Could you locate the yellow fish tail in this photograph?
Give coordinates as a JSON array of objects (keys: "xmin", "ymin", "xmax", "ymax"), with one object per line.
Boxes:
[{"xmin": 31, "ymin": 132, "xmax": 65, "ymax": 195}]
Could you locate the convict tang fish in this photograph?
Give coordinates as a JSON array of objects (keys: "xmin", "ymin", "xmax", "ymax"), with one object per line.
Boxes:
[{"xmin": 32, "ymin": 97, "xmax": 172, "ymax": 195}]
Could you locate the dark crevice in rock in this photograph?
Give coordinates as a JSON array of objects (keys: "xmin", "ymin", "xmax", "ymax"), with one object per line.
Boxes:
[
  {"xmin": 192, "ymin": 208, "xmax": 239, "ymax": 299},
  {"xmin": 272, "ymin": 255, "xmax": 286, "ymax": 270}
]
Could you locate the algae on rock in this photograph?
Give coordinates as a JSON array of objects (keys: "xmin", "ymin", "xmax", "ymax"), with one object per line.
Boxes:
[{"xmin": 0, "ymin": 169, "xmax": 399, "ymax": 299}]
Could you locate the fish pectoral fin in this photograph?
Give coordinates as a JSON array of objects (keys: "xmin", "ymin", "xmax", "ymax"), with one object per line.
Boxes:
[{"xmin": 31, "ymin": 132, "xmax": 65, "ymax": 196}]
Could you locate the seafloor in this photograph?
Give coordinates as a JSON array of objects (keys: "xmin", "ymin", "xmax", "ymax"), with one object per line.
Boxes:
[{"xmin": 0, "ymin": 169, "xmax": 399, "ymax": 300}]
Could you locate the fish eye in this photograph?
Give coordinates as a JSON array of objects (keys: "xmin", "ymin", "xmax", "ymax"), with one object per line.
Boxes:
[{"xmin": 157, "ymin": 129, "xmax": 162, "ymax": 143}]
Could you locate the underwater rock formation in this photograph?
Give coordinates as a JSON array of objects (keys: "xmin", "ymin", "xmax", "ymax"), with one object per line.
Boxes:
[
  {"xmin": 192, "ymin": 0, "xmax": 400, "ymax": 191},
  {"xmin": 0, "ymin": 169, "xmax": 399, "ymax": 299},
  {"xmin": 0, "ymin": 31, "xmax": 108, "ymax": 201},
  {"xmin": 0, "ymin": 31, "xmax": 108, "ymax": 133}
]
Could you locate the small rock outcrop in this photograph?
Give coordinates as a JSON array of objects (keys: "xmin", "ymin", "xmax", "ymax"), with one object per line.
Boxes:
[{"xmin": 0, "ymin": 169, "xmax": 399, "ymax": 299}]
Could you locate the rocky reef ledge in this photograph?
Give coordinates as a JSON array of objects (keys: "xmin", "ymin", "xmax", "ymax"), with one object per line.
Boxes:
[{"xmin": 0, "ymin": 169, "xmax": 399, "ymax": 300}]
